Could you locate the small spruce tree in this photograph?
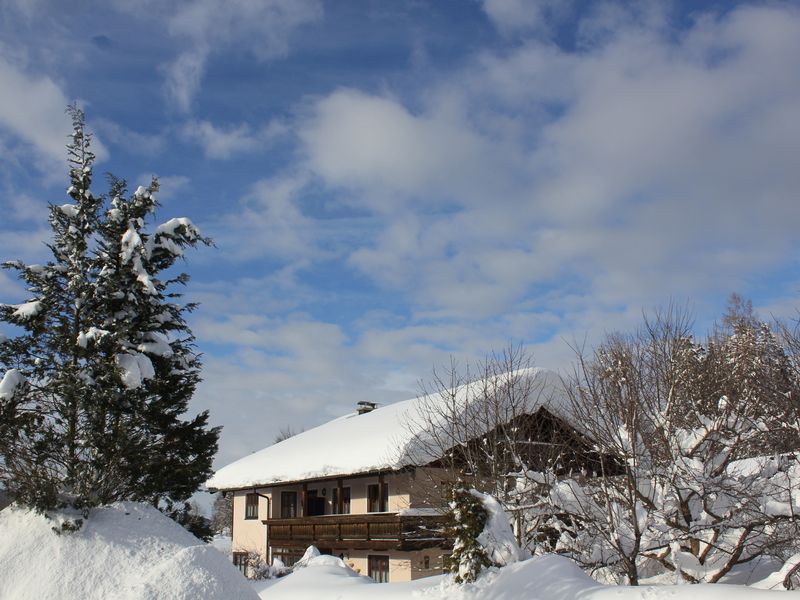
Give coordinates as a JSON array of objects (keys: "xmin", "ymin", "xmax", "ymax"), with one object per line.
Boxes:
[
  {"xmin": 446, "ymin": 483, "xmax": 492, "ymax": 583},
  {"xmin": 0, "ymin": 105, "xmax": 219, "ymax": 516}
]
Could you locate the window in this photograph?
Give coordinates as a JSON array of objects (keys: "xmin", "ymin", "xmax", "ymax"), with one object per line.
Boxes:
[
  {"xmin": 423, "ymin": 555, "xmax": 430, "ymax": 570},
  {"xmin": 272, "ymin": 547, "xmax": 304, "ymax": 568},
  {"xmin": 331, "ymin": 487, "xmax": 351, "ymax": 514},
  {"xmin": 280, "ymin": 491, "xmax": 297, "ymax": 518},
  {"xmin": 368, "ymin": 555, "xmax": 389, "ymax": 583},
  {"xmin": 232, "ymin": 552, "xmax": 248, "ymax": 574},
  {"xmin": 367, "ymin": 484, "xmax": 378, "ymax": 512},
  {"xmin": 367, "ymin": 483, "xmax": 388, "ymax": 513},
  {"xmin": 306, "ymin": 489, "xmax": 325, "ymax": 516},
  {"xmin": 245, "ymin": 493, "xmax": 259, "ymax": 520}
]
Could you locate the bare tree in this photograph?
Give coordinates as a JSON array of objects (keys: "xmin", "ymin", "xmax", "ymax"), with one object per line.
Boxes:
[
  {"xmin": 554, "ymin": 306, "xmax": 695, "ymax": 584},
  {"xmin": 274, "ymin": 426, "xmax": 303, "ymax": 445},
  {"xmin": 211, "ymin": 492, "xmax": 233, "ymax": 536},
  {"xmin": 404, "ymin": 345, "xmax": 596, "ymax": 550},
  {"xmin": 552, "ymin": 303, "xmax": 800, "ymax": 584}
]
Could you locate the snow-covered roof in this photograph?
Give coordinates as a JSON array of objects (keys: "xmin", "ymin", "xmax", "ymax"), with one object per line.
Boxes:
[{"xmin": 207, "ymin": 368, "xmax": 569, "ymax": 491}]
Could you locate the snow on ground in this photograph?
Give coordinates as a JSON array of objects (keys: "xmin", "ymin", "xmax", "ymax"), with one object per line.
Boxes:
[
  {"xmin": 255, "ymin": 554, "xmax": 796, "ymax": 600},
  {"xmin": 0, "ymin": 502, "xmax": 259, "ymax": 600},
  {"xmin": 210, "ymin": 532, "xmax": 233, "ymax": 556},
  {"xmin": 253, "ymin": 555, "xmax": 438, "ymax": 600},
  {"xmin": 1, "ymin": 500, "xmax": 793, "ymax": 600}
]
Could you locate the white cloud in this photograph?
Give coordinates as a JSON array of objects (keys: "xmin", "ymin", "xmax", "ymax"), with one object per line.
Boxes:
[
  {"xmin": 298, "ymin": 88, "xmax": 513, "ymax": 211},
  {"xmin": 300, "ymin": 90, "xmax": 447, "ymax": 192},
  {"xmin": 481, "ymin": 0, "xmax": 573, "ymax": 37},
  {"xmin": 163, "ymin": 0, "xmax": 322, "ymax": 112},
  {"xmin": 298, "ymin": 4, "xmax": 800, "ymax": 324},
  {"xmin": 4, "ymin": 193, "xmax": 43, "ymax": 223},
  {"xmin": 205, "ymin": 170, "xmax": 358, "ymax": 266},
  {"xmin": 0, "ymin": 55, "xmax": 109, "ymax": 179},
  {"xmin": 0, "ymin": 56, "xmax": 72, "ymax": 171},
  {"xmin": 0, "ymin": 226, "xmax": 52, "ymax": 269},
  {"xmin": 163, "ymin": 49, "xmax": 207, "ymax": 114},
  {"xmin": 153, "ymin": 175, "xmax": 190, "ymax": 201},
  {"xmin": 181, "ymin": 118, "xmax": 287, "ymax": 159},
  {"xmin": 133, "ymin": 174, "xmax": 191, "ymax": 204}
]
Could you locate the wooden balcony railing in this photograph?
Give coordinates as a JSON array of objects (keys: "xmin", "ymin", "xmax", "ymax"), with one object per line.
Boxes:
[{"xmin": 264, "ymin": 513, "xmax": 447, "ymax": 551}]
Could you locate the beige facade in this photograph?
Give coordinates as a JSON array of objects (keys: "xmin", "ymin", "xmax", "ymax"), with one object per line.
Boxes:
[
  {"xmin": 228, "ymin": 468, "xmax": 450, "ymax": 582},
  {"xmin": 231, "ymin": 488, "xmax": 270, "ymax": 557},
  {"xmin": 341, "ymin": 548, "xmax": 446, "ymax": 581}
]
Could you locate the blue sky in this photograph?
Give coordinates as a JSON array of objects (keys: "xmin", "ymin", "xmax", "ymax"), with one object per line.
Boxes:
[{"xmin": 1, "ymin": 0, "xmax": 800, "ymax": 476}]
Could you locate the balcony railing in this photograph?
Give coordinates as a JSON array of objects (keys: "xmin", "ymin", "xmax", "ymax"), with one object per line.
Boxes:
[{"xmin": 264, "ymin": 513, "xmax": 447, "ymax": 551}]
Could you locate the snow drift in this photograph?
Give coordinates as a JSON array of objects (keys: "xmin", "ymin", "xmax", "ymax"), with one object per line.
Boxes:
[
  {"xmin": 0, "ymin": 502, "xmax": 259, "ymax": 600},
  {"xmin": 257, "ymin": 554, "xmax": 794, "ymax": 600}
]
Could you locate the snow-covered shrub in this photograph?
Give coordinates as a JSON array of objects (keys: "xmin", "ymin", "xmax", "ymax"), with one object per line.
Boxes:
[
  {"xmin": 472, "ymin": 490, "xmax": 527, "ymax": 567},
  {"xmin": 447, "ymin": 484, "xmax": 493, "ymax": 583},
  {"xmin": 244, "ymin": 551, "xmax": 274, "ymax": 580}
]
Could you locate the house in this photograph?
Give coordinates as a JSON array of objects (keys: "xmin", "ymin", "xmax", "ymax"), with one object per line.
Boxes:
[{"xmin": 207, "ymin": 368, "xmax": 590, "ymax": 583}]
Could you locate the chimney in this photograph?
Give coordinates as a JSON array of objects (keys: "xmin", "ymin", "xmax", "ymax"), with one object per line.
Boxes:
[{"xmin": 357, "ymin": 401, "xmax": 377, "ymax": 415}]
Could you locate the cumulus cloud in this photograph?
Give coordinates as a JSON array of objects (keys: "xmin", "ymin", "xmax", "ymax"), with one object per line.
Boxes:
[
  {"xmin": 298, "ymin": 88, "xmax": 520, "ymax": 213},
  {"xmin": 181, "ymin": 6, "xmax": 800, "ymax": 461},
  {"xmin": 163, "ymin": 0, "xmax": 322, "ymax": 112},
  {"xmin": 300, "ymin": 89, "xmax": 467, "ymax": 195},
  {"xmin": 298, "ymin": 4, "xmax": 800, "ymax": 325}
]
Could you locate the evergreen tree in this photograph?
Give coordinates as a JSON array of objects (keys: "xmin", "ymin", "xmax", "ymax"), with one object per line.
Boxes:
[
  {"xmin": 0, "ymin": 105, "xmax": 218, "ymax": 514},
  {"xmin": 446, "ymin": 483, "xmax": 493, "ymax": 583}
]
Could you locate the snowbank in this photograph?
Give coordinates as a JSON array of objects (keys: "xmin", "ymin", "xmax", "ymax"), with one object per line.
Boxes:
[
  {"xmin": 254, "ymin": 554, "xmax": 423, "ymax": 600},
  {"xmin": 256, "ymin": 554, "xmax": 793, "ymax": 600},
  {"xmin": 0, "ymin": 502, "xmax": 259, "ymax": 600}
]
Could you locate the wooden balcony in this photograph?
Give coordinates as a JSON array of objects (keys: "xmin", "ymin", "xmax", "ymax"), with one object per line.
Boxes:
[{"xmin": 264, "ymin": 513, "xmax": 448, "ymax": 551}]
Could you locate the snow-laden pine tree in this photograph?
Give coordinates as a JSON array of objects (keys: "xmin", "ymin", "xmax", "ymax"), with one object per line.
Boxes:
[
  {"xmin": 0, "ymin": 106, "xmax": 218, "ymax": 513},
  {"xmin": 447, "ymin": 483, "xmax": 493, "ymax": 583}
]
